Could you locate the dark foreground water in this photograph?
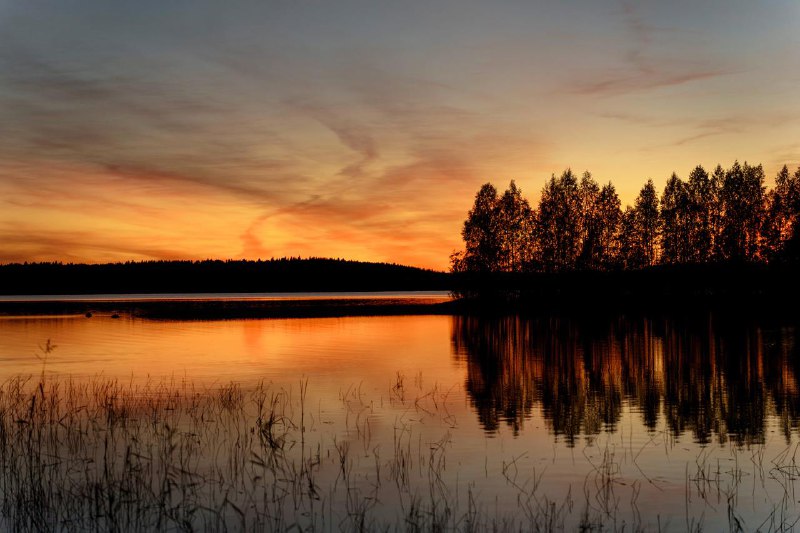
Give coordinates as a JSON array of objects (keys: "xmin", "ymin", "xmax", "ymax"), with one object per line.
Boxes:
[{"xmin": 0, "ymin": 307, "xmax": 798, "ymax": 530}]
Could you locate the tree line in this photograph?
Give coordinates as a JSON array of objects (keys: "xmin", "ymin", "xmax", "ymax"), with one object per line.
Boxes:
[
  {"xmin": 0, "ymin": 258, "xmax": 449, "ymax": 295},
  {"xmin": 451, "ymin": 162, "xmax": 800, "ymax": 273}
]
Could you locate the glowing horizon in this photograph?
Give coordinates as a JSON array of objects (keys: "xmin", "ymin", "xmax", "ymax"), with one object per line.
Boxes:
[{"xmin": 1, "ymin": 1, "xmax": 798, "ymax": 270}]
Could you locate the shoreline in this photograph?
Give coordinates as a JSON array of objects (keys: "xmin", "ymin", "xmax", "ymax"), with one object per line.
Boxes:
[
  {"xmin": 0, "ymin": 296, "xmax": 460, "ymax": 320},
  {"xmin": 2, "ymin": 291, "xmax": 800, "ymax": 321},
  {"xmin": 2, "ymin": 262, "xmax": 799, "ymax": 320}
]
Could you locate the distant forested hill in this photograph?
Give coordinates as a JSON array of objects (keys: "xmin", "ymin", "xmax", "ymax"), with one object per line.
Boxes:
[{"xmin": 0, "ymin": 258, "xmax": 451, "ymax": 295}]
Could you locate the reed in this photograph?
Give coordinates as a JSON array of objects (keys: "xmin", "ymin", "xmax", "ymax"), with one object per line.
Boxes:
[{"xmin": 0, "ymin": 373, "xmax": 798, "ymax": 531}]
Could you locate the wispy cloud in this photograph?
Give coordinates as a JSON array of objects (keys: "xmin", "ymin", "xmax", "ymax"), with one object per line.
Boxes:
[
  {"xmin": 565, "ymin": 1, "xmax": 733, "ymax": 97},
  {"xmin": 314, "ymin": 113, "xmax": 379, "ymax": 178},
  {"xmin": 666, "ymin": 112, "xmax": 798, "ymax": 149},
  {"xmin": 571, "ymin": 69, "xmax": 728, "ymax": 97}
]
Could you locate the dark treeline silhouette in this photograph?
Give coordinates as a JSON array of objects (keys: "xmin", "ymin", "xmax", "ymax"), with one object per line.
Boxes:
[
  {"xmin": 452, "ymin": 162, "xmax": 800, "ymax": 273},
  {"xmin": 452, "ymin": 313, "xmax": 800, "ymax": 446},
  {"xmin": 0, "ymin": 258, "xmax": 449, "ymax": 295}
]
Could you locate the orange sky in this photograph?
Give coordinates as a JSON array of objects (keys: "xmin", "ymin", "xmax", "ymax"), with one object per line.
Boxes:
[{"xmin": 1, "ymin": 1, "xmax": 798, "ymax": 270}]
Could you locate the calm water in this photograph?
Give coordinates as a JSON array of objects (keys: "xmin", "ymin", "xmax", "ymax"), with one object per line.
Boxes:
[{"xmin": 1, "ymin": 308, "xmax": 799, "ymax": 529}]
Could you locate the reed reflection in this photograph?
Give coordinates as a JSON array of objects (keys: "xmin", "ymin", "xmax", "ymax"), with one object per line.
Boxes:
[{"xmin": 452, "ymin": 314, "xmax": 800, "ymax": 445}]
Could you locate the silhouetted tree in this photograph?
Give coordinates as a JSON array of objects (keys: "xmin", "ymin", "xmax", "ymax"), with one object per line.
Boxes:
[
  {"xmin": 786, "ymin": 166, "xmax": 800, "ymax": 261},
  {"xmin": 496, "ymin": 181, "xmax": 535, "ymax": 272},
  {"xmin": 453, "ymin": 183, "xmax": 501, "ymax": 272},
  {"xmin": 618, "ymin": 206, "xmax": 644, "ymax": 269},
  {"xmin": 763, "ymin": 166, "xmax": 790, "ymax": 261},
  {"xmin": 719, "ymin": 162, "xmax": 765, "ymax": 261},
  {"xmin": 635, "ymin": 179, "xmax": 661, "ymax": 267},
  {"xmin": 709, "ymin": 165, "xmax": 727, "ymax": 260},
  {"xmin": 763, "ymin": 165, "xmax": 800, "ymax": 262},
  {"xmin": 595, "ymin": 182, "xmax": 623, "ymax": 269},
  {"xmin": 618, "ymin": 181, "xmax": 660, "ymax": 269},
  {"xmin": 577, "ymin": 172, "xmax": 602, "ymax": 270},
  {"xmin": 686, "ymin": 166, "xmax": 714, "ymax": 262},
  {"xmin": 793, "ymin": 166, "xmax": 800, "ymax": 221},
  {"xmin": 660, "ymin": 173, "xmax": 690, "ymax": 264},
  {"xmin": 537, "ymin": 170, "xmax": 581, "ymax": 271}
]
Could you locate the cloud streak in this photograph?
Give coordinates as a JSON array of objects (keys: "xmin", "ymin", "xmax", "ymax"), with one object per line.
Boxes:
[{"xmin": 564, "ymin": 1, "xmax": 733, "ymax": 97}]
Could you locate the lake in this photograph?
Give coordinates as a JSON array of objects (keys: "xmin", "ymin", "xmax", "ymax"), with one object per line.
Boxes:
[{"xmin": 0, "ymin": 302, "xmax": 798, "ymax": 530}]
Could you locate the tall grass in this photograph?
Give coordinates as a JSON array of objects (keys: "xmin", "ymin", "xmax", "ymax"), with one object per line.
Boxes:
[{"xmin": 0, "ymin": 373, "xmax": 799, "ymax": 531}]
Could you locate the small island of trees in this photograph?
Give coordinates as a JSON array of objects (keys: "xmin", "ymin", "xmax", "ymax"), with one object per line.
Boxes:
[{"xmin": 452, "ymin": 162, "xmax": 800, "ymax": 273}]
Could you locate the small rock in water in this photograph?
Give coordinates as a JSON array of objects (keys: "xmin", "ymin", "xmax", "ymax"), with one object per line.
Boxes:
[
  {"xmin": 85, "ymin": 312, "xmax": 93, "ymax": 318},
  {"xmin": 111, "ymin": 313, "xmax": 120, "ymax": 319}
]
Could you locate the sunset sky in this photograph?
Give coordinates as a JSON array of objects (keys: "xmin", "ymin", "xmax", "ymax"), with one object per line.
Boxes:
[{"xmin": 1, "ymin": 1, "xmax": 798, "ymax": 270}]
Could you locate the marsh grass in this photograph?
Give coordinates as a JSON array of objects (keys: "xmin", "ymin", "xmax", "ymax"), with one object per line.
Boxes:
[{"xmin": 0, "ymin": 373, "xmax": 799, "ymax": 531}]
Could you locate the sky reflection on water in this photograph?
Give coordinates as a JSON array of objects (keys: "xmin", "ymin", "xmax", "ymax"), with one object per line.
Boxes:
[
  {"xmin": 0, "ymin": 311, "xmax": 798, "ymax": 528},
  {"xmin": 0, "ymin": 312, "xmax": 798, "ymax": 444}
]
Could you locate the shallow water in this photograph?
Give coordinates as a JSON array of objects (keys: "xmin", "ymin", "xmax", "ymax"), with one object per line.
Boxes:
[{"xmin": 0, "ymin": 310, "xmax": 799, "ymax": 530}]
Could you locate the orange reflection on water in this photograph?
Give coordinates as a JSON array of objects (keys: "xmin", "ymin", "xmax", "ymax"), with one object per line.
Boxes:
[{"xmin": 0, "ymin": 314, "xmax": 461, "ymax": 393}]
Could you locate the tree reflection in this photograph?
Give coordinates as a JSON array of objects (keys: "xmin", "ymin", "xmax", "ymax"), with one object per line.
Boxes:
[{"xmin": 452, "ymin": 314, "xmax": 800, "ymax": 445}]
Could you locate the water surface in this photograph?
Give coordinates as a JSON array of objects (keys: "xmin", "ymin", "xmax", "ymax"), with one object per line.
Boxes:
[{"xmin": 0, "ymin": 310, "xmax": 798, "ymax": 529}]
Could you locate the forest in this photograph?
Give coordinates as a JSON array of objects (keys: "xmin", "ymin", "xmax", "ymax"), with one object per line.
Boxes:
[
  {"xmin": 0, "ymin": 258, "xmax": 449, "ymax": 295},
  {"xmin": 451, "ymin": 162, "xmax": 800, "ymax": 273}
]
